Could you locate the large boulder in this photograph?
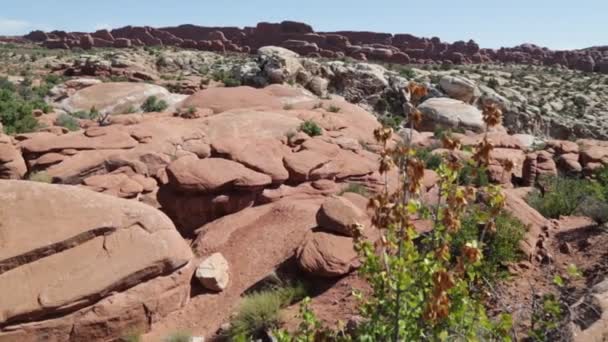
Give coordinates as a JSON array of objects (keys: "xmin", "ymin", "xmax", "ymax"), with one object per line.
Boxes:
[
  {"xmin": 296, "ymin": 232, "xmax": 359, "ymax": 277},
  {"xmin": 439, "ymin": 75, "xmax": 480, "ymax": 104},
  {"xmin": 257, "ymin": 46, "xmax": 304, "ymax": 84},
  {"xmin": 418, "ymin": 97, "xmax": 484, "ymax": 132},
  {"xmin": 57, "ymin": 82, "xmax": 185, "ymax": 115},
  {"xmin": 317, "ymin": 195, "xmax": 367, "ymax": 237},
  {"xmin": 0, "ymin": 180, "xmax": 192, "ymax": 340}
]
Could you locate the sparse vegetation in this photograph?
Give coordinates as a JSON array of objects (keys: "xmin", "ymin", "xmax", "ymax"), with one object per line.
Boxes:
[
  {"xmin": 298, "ymin": 120, "xmax": 322, "ymax": 137},
  {"xmin": 212, "ymin": 69, "xmax": 241, "ymax": 87},
  {"xmin": 162, "ymin": 331, "xmax": 192, "ymax": 342},
  {"xmin": 527, "ymin": 176, "xmax": 603, "ymax": 219},
  {"xmin": 338, "ymin": 183, "xmax": 369, "ymax": 197},
  {"xmin": 141, "ymin": 96, "xmax": 168, "ymax": 113},
  {"xmin": 28, "ymin": 171, "xmax": 53, "ymax": 183},
  {"xmin": 415, "ymin": 147, "xmax": 442, "ymax": 171},
  {"xmin": 55, "ymin": 113, "xmax": 80, "ymax": 131},
  {"xmin": 119, "ymin": 332, "xmax": 142, "ymax": 342},
  {"xmin": 327, "ymin": 105, "xmax": 341, "ymax": 113},
  {"xmin": 229, "ymin": 283, "xmax": 307, "ymax": 340}
]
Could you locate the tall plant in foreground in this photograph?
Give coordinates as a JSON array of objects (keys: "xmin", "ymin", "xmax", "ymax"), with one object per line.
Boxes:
[
  {"xmin": 280, "ymin": 84, "xmax": 513, "ymax": 341},
  {"xmin": 351, "ymin": 85, "xmax": 511, "ymax": 341}
]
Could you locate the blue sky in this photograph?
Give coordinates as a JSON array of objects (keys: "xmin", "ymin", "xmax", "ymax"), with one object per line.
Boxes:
[{"xmin": 0, "ymin": 0, "xmax": 605, "ymax": 50}]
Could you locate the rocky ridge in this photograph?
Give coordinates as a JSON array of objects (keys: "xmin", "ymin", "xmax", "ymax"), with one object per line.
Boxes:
[{"xmin": 7, "ymin": 20, "xmax": 608, "ymax": 74}]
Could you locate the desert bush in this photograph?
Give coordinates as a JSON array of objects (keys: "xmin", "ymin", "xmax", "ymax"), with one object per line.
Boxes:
[
  {"xmin": 415, "ymin": 148, "xmax": 442, "ymax": 171},
  {"xmin": 338, "ymin": 183, "xmax": 369, "ymax": 197},
  {"xmin": 229, "ymin": 283, "xmax": 307, "ymax": 340},
  {"xmin": 327, "ymin": 105, "xmax": 341, "ymax": 113},
  {"xmin": 56, "ymin": 113, "xmax": 80, "ymax": 131},
  {"xmin": 119, "ymin": 333, "xmax": 142, "ymax": 342},
  {"xmin": 399, "ymin": 67, "xmax": 416, "ymax": 79},
  {"xmin": 141, "ymin": 96, "xmax": 168, "ymax": 113},
  {"xmin": 299, "ymin": 120, "xmax": 322, "ymax": 137},
  {"xmin": 0, "ymin": 85, "xmax": 40, "ymax": 134},
  {"xmin": 378, "ymin": 115, "xmax": 403, "ymax": 131},
  {"xmin": 527, "ymin": 176, "xmax": 603, "ymax": 219},
  {"xmin": 578, "ymin": 197, "xmax": 608, "ymax": 225},
  {"xmin": 459, "ymin": 161, "xmax": 490, "ymax": 187},
  {"xmin": 212, "ymin": 69, "xmax": 241, "ymax": 87},
  {"xmin": 455, "ymin": 209, "xmax": 526, "ymax": 277},
  {"xmin": 488, "ymin": 77, "xmax": 500, "ymax": 89},
  {"xmin": 70, "ymin": 106, "xmax": 99, "ymax": 120},
  {"xmin": 162, "ymin": 331, "xmax": 192, "ymax": 342},
  {"xmin": 28, "ymin": 171, "xmax": 53, "ymax": 183}
]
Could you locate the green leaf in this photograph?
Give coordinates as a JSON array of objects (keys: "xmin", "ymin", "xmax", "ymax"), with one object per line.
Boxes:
[{"xmin": 553, "ymin": 275, "xmax": 564, "ymax": 287}]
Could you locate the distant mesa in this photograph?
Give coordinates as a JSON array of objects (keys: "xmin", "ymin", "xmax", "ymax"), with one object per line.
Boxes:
[{"xmin": 7, "ymin": 20, "xmax": 608, "ymax": 73}]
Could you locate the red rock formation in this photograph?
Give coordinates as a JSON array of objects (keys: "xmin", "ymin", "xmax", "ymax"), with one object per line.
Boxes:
[{"xmin": 18, "ymin": 21, "xmax": 608, "ymax": 73}]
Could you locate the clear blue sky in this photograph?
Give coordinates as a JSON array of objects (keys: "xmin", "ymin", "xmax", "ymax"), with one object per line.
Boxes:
[{"xmin": 1, "ymin": 0, "xmax": 605, "ymax": 50}]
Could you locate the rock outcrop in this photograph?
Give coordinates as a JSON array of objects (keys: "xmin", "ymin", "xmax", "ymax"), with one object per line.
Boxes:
[
  {"xmin": 18, "ymin": 21, "xmax": 608, "ymax": 73},
  {"xmin": 0, "ymin": 180, "xmax": 193, "ymax": 341}
]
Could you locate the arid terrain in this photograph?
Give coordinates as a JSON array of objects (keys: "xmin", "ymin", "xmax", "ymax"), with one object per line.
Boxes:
[{"xmin": 1, "ymin": 24, "xmax": 608, "ymax": 342}]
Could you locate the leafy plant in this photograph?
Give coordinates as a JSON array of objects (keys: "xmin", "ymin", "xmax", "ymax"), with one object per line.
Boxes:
[
  {"xmin": 455, "ymin": 209, "xmax": 525, "ymax": 278},
  {"xmin": 529, "ymin": 294, "xmax": 564, "ymax": 341},
  {"xmin": 279, "ymin": 83, "xmax": 513, "ymax": 341},
  {"xmin": 141, "ymin": 96, "xmax": 168, "ymax": 113},
  {"xmin": 299, "ymin": 120, "xmax": 322, "ymax": 137}
]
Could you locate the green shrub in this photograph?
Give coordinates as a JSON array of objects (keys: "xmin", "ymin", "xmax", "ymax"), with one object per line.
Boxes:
[
  {"xmin": 141, "ymin": 96, "xmax": 168, "ymax": 113},
  {"xmin": 527, "ymin": 176, "xmax": 603, "ymax": 219},
  {"xmin": 212, "ymin": 69, "xmax": 241, "ymax": 87},
  {"xmin": 327, "ymin": 105, "xmax": 341, "ymax": 113},
  {"xmin": 119, "ymin": 332, "xmax": 142, "ymax": 342},
  {"xmin": 229, "ymin": 283, "xmax": 306, "ymax": 340},
  {"xmin": 283, "ymin": 104, "xmax": 294, "ymax": 110},
  {"xmin": 577, "ymin": 197, "xmax": 608, "ymax": 225},
  {"xmin": 299, "ymin": 120, "xmax": 322, "ymax": 137},
  {"xmin": 70, "ymin": 106, "xmax": 99, "ymax": 120},
  {"xmin": 28, "ymin": 171, "xmax": 53, "ymax": 183},
  {"xmin": 162, "ymin": 331, "xmax": 191, "ymax": 342},
  {"xmin": 378, "ymin": 115, "xmax": 403, "ymax": 131},
  {"xmin": 399, "ymin": 67, "xmax": 416, "ymax": 79},
  {"xmin": 415, "ymin": 148, "xmax": 442, "ymax": 171},
  {"xmin": 0, "ymin": 89, "xmax": 39, "ymax": 134},
  {"xmin": 455, "ymin": 209, "xmax": 526, "ymax": 277},
  {"xmin": 459, "ymin": 162, "xmax": 490, "ymax": 187},
  {"xmin": 56, "ymin": 113, "xmax": 80, "ymax": 131},
  {"xmin": 487, "ymin": 77, "xmax": 499, "ymax": 89}
]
